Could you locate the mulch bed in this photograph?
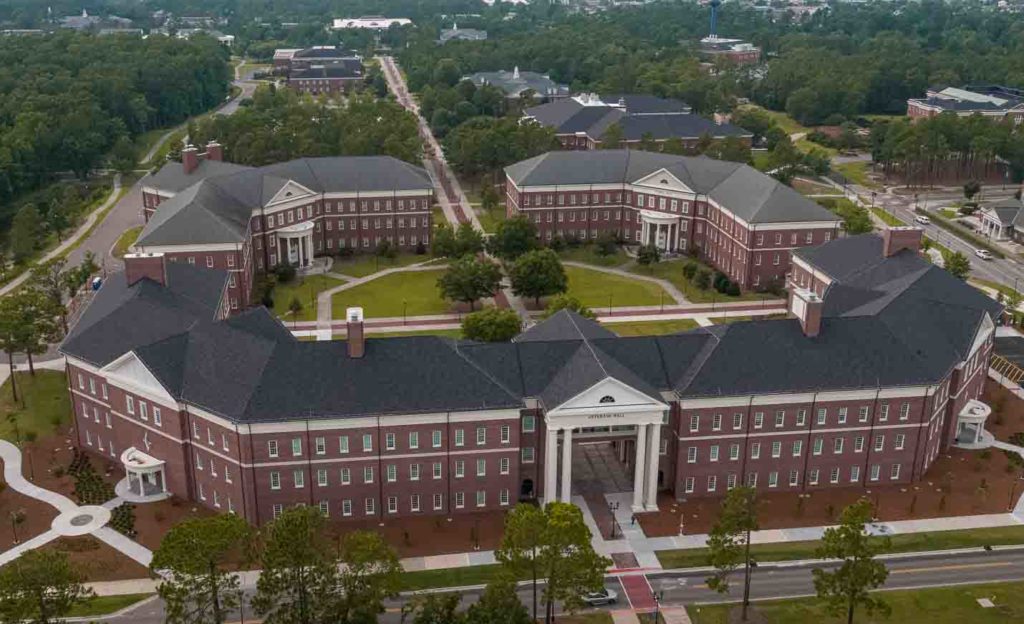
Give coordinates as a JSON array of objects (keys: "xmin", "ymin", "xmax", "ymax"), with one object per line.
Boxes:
[
  {"xmin": 639, "ymin": 380, "xmax": 1024, "ymax": 537},
  {"xmin": 326, "ymin": 509, "xmax": 509, "ymax": 558},
  {"xmin": 43, "ymin": 535, "xmax": 151, "ymax": 582}
]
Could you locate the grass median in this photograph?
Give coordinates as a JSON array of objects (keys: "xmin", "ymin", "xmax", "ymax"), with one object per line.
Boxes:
[
  {"xmin": 657, "ymin": 524, "xmax": 1024, "ymax": 569},
  {"xmin": 68, "ymin": 593, "xmax": 153, "ymax": 618}
]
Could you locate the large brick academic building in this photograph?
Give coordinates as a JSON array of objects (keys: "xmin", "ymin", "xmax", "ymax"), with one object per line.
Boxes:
[
  {"xmin": 137, "ymin": 144, "xmax": 434, "ymax": 311},
  {"xmin": 505, "ymin": 150, "xmax": 843, "ymax": 290},
  {"xmin": 61, "ymin": 217, "xmax": 999, "ymax": 525}
]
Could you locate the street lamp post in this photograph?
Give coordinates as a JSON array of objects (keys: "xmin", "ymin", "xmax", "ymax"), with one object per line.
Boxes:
[
  {"xmin": 653, "ymin": 589, "xmax": 664, "ymax": 623},
  {"xmin": 608, "ymin": 501, "xmax": 620, "ymax": 539}
]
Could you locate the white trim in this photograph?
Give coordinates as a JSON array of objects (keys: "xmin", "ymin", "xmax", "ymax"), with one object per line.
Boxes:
[
  {"xmin": 679, "ymin": 385, "xmax": 935, "ymax": 409},
  {"xmin": 134, "ymin": 243, "xmax": 241, "ymax": 253},
  {"xmin": 679, "ymin": 421, "xmax": 927, "ymax": 441},
  {"xmin": 240, "ymin": 409, "xmax": 522, "ymax": 434}
]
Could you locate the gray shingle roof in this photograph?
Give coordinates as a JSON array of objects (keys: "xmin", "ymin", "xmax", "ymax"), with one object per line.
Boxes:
[
  {"xmin": 147, "ymin": 159, "xmax": 251, "ymax": 195},
  {"xmin": 466, "ymin": 70, "xmax": 569, "ymax": 99},
  {"xmin": 506, "ymin": 150, "xmax": 837, "ymax": 224},
  {"xmin": 137, "ymin": 156, "xmax": 432, "ymax": 247}
]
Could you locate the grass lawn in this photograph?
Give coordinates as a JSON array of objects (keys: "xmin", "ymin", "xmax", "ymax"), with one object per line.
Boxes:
[
  {"xmin": 869, "ymin": 206, "xmax": 905, "ymax": 227},
  {"xmin": 477, "ymin": 205, "xmax": 507, "ymax": 233},
  {"xmin": 400, "ymin": 564, "xmax": 508, "ymax": 591},
  {"xmin": 272, "ymin": 275, "xmax": 345, "ymax": 323},
  {"xmin": 565, "ymin": 265, "xmax": 668, "ymax": 309},
  {"xmin": 792, "ymin": 178, "xmax": 838, "ymax": 196},
  {"xmin": 740, "ymin": 105, "xmax": 807, "ymax": 135},
  {"xmin": 971, "ymin": 278, "xmax": 1021, "ymax": 299},
  {"xmin": 367, "ymin": 328, "xmax": 463, "ymax": 339},
  {"xmin": 559, "ymin": 614, "xmax": 614, "ymax": 624},
  {"xmin": 688, "ymin": 581, "xmax": 1024, "ymax": 624},
  {"xmin": 795, "ymin": 139, "xmax": 837, "ymax": 158},
  {"xmin": 559, "ymin": 245, "xmax": 632, "ymax": 268},
  {"xmin": 332, "ymin": 269, "xmax": 449, "ymax": 318},
  {"xmin": 628, "ymin": 259, "xmax": 770, "ymax": 304},
  {"xmin": 835, "ymin": 161, "xmax": 879, "ymax": 189},
  {"xmin": 331, "ymin": 253, "xmax": 431, "ymax": 278},
  {"xmin": 0, "ymin": 371, "xmax": 70, "ymax": 442},
  {"xmin": 68, "ymin": 593, "xmax": 153, "ymax": 618},
  {"xmin": 710, "ymin": 315, "xmax": 753, "ymax": 324},
  {"xmin": 657, "ymin": 524, "xmax": 1024, "ymax": 569},
  {"xmin": 112, "ymin": 226, "xmax": 142, "ymax": 259},
  {"xmin": 606, "ymin": 319, "xmax": 699, "ymax": 336}
]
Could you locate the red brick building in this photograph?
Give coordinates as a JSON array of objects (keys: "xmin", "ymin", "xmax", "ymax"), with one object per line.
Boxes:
[
  {"xmin": 505, "ymin": 150, "xmax": 843, "ymax": 290},
  {"xmin": 907, "ymin": 85, "xmax": 1024, "ymax": 123},
  {"xmin": 61, "ymin": 227, "xmax": 1000, "ymax": 525},
  {"xmin": 136, "ymin": 149, "xmax": 434, "ymax": 311}
]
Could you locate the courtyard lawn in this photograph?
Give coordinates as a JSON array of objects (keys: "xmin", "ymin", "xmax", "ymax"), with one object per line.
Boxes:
[
  {"xmin": 367, "ymin": 328, "xmax": 463, "ymax": 339},
  {"xmin": 688, "ymin": 580, "xmax": 1024, "ymax": 624},
  {"xmin": 739, "ymin": 105, "xmax": 807, "ymax": 136},
  {"xmin": 476, "ymin": 205, "xmax": 507, "ymax": 233},
  {"xmin": 400, "ymin": 564, "xmax": 508, "ymax": 591},
  {"xmin": 565, "ymin": 265, "xmax": 668, "ymax": 309},
  {"xmin": 0, "ymin": 371, "xmax": 70, "ymax": 442},
  {"xmin": 657, "ymin": 524, "xmax": 1024, "ymax": 570},
  {"xmin": 272, "ymin": 274, "xmax": 345, "ymax": 323},
  {"xmin": 112, "ymin": 226, "xmax": 142, "ymax": 259},
  {"xmin": 606, "ymin": 319, "xmax": 699, "ymax": 336},
  {"xmin": 792, "ymin": 178, "xmax": 838, "ymax": 197},
  {"xmin": 332, "ymin": 269, "xmax": 450, "ymax": 318},
  {"xmin": 629, "ymin": 259, "xmax": 770, "ymax": 304},
  {"xmin": 68, "ymin": 594, "xmax": 153, "ymax": 618},
  {"xmin": 796, "ymin": 138, "xmax": 837, "ymax": 158},
  {"xmin": 870, "ymin": 206, "xmax": 906, "ymax": 227},
  {"xmin": 710, "ymin": 315, "xmax": 753, "ymax": 324},
  {"xmin": 331, "ymin": 253, "xmax": 432, "ymax": 278},
  {"xmin": 559, "ymin": 245, "xmax": 632, "ymax": 268}
]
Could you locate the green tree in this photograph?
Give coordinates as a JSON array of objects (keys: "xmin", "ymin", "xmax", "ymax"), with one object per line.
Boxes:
[
  {"xmin": 464, "ymin": 579, "xmax": 531, "ymax": 624},
  {"xmin": 509, "ymin": 249, "xmax": 567, "ymax": 306},
  {"xmin": 432, "ymin": 223, "xmax": 458, "ymax": 258},
  {"xmin": 110, "ymin": 136, "xmax": 137, "ymax": 175},
  {"xmin": 4, "ymin": 289, "xmax": 61, "ymax": 376},
  {"xmin": 963, "ymin": 180, "xmax": 981, "ymax": 199},
  {"xmin": 812, "ymin": 499, "xmax": 891, "ymax": 624},
  {"xmin": 335, "ymin": 531, "xmax": 402, "ymax": 624},
  {"xmin": 636, "ymin": 244, "xmax": 661, "ymax": 270},
  {"xmin": 496, "ymin": 504, "xmax": 545, "ymax": 621},
  {"xmin": 433, "ymin": 59, "xmax": 462, "ymax": 87},
  {"xmin": 407, "ymin": 593, "xmax": 462, "ymax": 624},
  {"xmin": 455, "ymin": 222, "xmax": 485, "ymax": 256},
  {"xmin": 480, "ymin": 184, "xmax": 500, "ymax": 213},
  {"xmin": 252, "ymin": 506, "xmax": 341, "ymax": 624},
  {"xmin": 943, "ymin": 250, "xmax": 970, "ymax": 280},
  {"xmin": 705, "ymin": 486, "xmax": 759, "ymax": 621},
  {"xmin": 29, "ymin": 259, "xmax": 69, "ymax": 333},
  {"xmin": 0, "ymin": 550, "xmax": 94, "ymax": 624},
  {"xmin": 10, "ymin": 204, "xmax": 43, "ymax": 263},
  {"xmin": 541, "ymin": 294, "xmax": 596, "ymax": 320},
  {"xmin": 437, "ymin": 256, "xmax": 503, "ymax": 311},
  {"xmin": 151, "ymin": 514, "xmax": 253, "ymax": 624},
  {"xmin": 600, "ymin": 123, "xmax": 624, "ymax": 149},
  {"xmin": 462, "ymin": 307, "xmax": 522, "ymax": 342},
  {"xmin": 487, "ymin": 216, "xmax": 538, "ymax": 261},
  {"xmin": 538, "ymin": 502, "xmax": 611, "ymax": 623}
]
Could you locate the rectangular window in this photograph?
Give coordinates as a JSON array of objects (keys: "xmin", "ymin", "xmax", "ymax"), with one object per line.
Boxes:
[
  {"xmin": 712, "ymin": 414, "xmax": 722, "ymax": 431},
  {"xmin": 684, "ymin": 477, "xmax": 695, "ymax": 493},
  {"xmin": 522, "ymin": 416, "xmax": 536, "ymax": 432},
  {"xmin": 707, "ymin": 475, "xmax": 717, "ymax": 492},
  {"xmin": 476, "ymin": 459, "xmax": 486, "ymax": 476},
  {"xmin": 813, "ymin": 438, "xmax": 823, "ymax": 455},
  {"xmin": 775, "ymin": 411, "xmax": 785, "ymax": 428},
  {"xmin": 293, "ymin": 470, "xmax": 305, "ymax": 488},
  {"xmin": 342, "ymin": 499, "xmax": 352, "ymax": 516},
  {"xmin": 341, "ymin": 468, "xmax": 351, "ymax": 485},
  {"xmin": 874, "ymin": 435, "xmax": 885, "ymax": 451},
  {"xmin": 500, "ymin": 425, "xmax": 510, "ymax": 443},
  {"xmin": 273, "ymin": 504, "xmax": 283, "ymax": 519},
  {"xmin": 522, "ymin": 447, "xmax": 535, "ymax": 463},
  {"xmin": 895, "ymin": 434, "xmax": 906, "ymax": 450},
  {"xmin": 388, "ymin": 497, "xmax": 398, "ymax": 514},
  {"xmin": 792, "ymin": 440, "xmax": 803, "ymax": 457},
  {"xmin": 879, "ymin": 404, "xmax": 889, "ymax": 421},
  {"xmin": 365, "ymin": 498, "xmax": 375, "ymax": 515},
  {"xmin": 690, "ymin": 415, "xmax": 699, "ymax": 432},
  {"xmin": 687, "ymin": 447, "xmax": 697, "ymax": 463},
  {"xmin": 433, "ymin": 494, "xmax": 443, "ymax": 510},
  {"xmin": 891, "ymin": 464, "xmax": 901, "ymax": 480},
  {"xmin": 455, "ymin": 492, "xmax": 465, "ymax": 508},
  {"xmin": 315, "ymin": 437, "xmax": 326, "ymax": 455},
  {"xmin": 709, "ymin": 445, "xmax": 719, "ymax": 462},
  {"xmin": 411, "ymin": 494, "xmax": 421, "ymax": 512},
  {"xmin": 747, "ymin": 472, "xmax": 758, "ymax": 487},
  {"xmin": 771, "ymin": 441, "xmax": 781, "ymax": 458},
  {"xmin": 268, "ymin": 440, "xmax": 279, "ymax": 458},
  {"xmin": 362, "ymin": 434, "xmax": 373, "ymax": 451},
  {"xmin": 455, "ymin": 429, "xmax": 465, "ymax": 447},
  {"xmin": 291, "ymin": 438, "xmax": 302, "ymax": 457},
  {"xmin": 733, "ymin": 413, "xmax": 743, "ymax": 430},
  {"xmin": 385, "ymin": 433, "xmax": 396, "ymax": 450},
  {"xmin": 410, "ymin": 464, "xmax": 421, "ymax": 480},
  {"xmin": 789, "ymin": 470, "xmax": 799, "ymax": 486},
  {"xmin": 318, "ymin": 500, "xmax": 329, "ymax": 516},
  {"xmin": 455, "ymin": 460, "xmax": 465, "ymax": 478},
  {"xmin": 729, "ymin": 444, "xmax": 740, "ymax": 460},
  {"xmin": 838, "ymin": 407, "xmax": 848, "ymax": 424},
  {"xmin": 476, "ymin": 491, "xmax": 486, "ymax": 507},
  {"xmin": 751, "ymin": 443, "xmax": 761, "ymax": 460},
  {"xmin": 317, "ymin": 469, "xmax": 328, "ymax": 487},
  {"xmin": 753, "ymin": 412, "xmax": 764, "ymax": 429},
  {"xmin": 796, "ymin": 410, "xmax": 807, "ymax": 427},
  {"xmin": 768, "ymin": 471, "xmax": 778, "ymax": 488},
  {"xmin": 433, "ymin": 462, "xmax": 442, "ymax": 479},
  {"xmin": 126, "ymin": 396, "xmax": 135, "ymax": 415},
  {"xmin": 855, "ymin": 436, "xmax": 865, "ymax": 452},
  {"xmin": 870, "ymin": 465, "xmax": 880, "ymax": 481},
  {"xmin": 500, "ymin": 457, "xmax": 510, "ymax": 474},
  {"xmin": 858, "ymin": 406, "xmax": 870, "ymax": 422},
  {"xmin": 834, "ymin": 437, "xmax": 844, "ymax": 454},
  {"xmin": 809, "ymin": 469, "xmax": 819, "ymax": 485},
  {"xmin": 500, "ymin": 489, "xmax": 510, "ymax": 506},
  {"xmin": 816, "ymin": 408, "xmax": 827, "ymax": 425},
  {"xmin": 270, "ymin": 472, "xmax": 281, "ymax": 490},
  {"xmin": 830, "ymin": 467, "xmax": 840, "ymax": 484},
  {"xmin": 432, "ymin": 430, "xmax": 442, "ymax": 447},
  {"xmin": 899, "ymin": 403, "xmax": 911, "ymax": 421},
  {"xmin": 364, "ymin": 466, "xmax": 374, "ymax": 483},
  {"xmin": 477, "ymin": 427, "xmax": 486, "ymax": 445},
  {"xmin": 408, "ymin": 431, "xmax": 419, "ymax": 449},
  {"xmin": 387, "ymin": 464, "xmax": 397, "ymax": 482},
  {"xmin": 850, "ymin": 465, "xmax": 861, "ymax": 482}
]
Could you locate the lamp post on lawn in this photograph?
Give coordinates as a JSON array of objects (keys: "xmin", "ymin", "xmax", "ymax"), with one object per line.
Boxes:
[
  {"xmin": 653, "ymin": 589, "xmax": 664, "ymax": 623},
  {"xmin": 608, "ymin": 501, "xmax": 620, "ymax": 539},
  {"xmin": 1008, "ymin": 472, "xmax": 1024, "ymax": 511}
]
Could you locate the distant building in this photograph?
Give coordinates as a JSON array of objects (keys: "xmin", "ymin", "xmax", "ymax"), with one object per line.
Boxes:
[
  {"xmin": 464, "ymin": 67, "xmax": 569, "ymax": 101},
  {"xmin": 523, "ymin": 93, "xmax": 751, "ymax": 150},
  {"xmin": 176, "ymin": 28, "xmax": 235, "ymax": 45},
  {"xmin": 978, "ymin": 197, "xmax": 1024, "ymax": 243},
  {"xmin": 60, "ymin": 9, "xmax": 133, "ymax": 31},
  {"xmin": 275, "ymin": 46, "xmax": 362, "ymax": 71},
  {"xmin": 98, "ymin": 28, "xmax": 143, "ymax": 37},
  {"xmin": 439, "ymin": 23, "xmax": 488, "ymax": 43},
  {"xmin": 907, "ymin": 85, "xmax": 1024, "ymax": 123},
  {"xmin": 699, "ymin": 36, "xmax": 761, "ymax": 66},
  {"xmin": 332, "ymin": 16, "xmax": 412, "ymax": 30},
  {"xmin": 287, "ymin": 62, "xmax": 365, "ymax": 96}
]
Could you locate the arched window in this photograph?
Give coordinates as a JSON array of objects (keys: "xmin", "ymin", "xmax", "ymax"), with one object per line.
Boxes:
[{"xmin": 599, "ymin": 395, "xmax": 616, "ymax": 404}]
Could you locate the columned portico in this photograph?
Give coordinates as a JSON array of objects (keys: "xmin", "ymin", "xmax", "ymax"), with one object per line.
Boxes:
[
  {"xmin": 639, "ymin": 209, "xmax": 681, "ymax": 253},
  {"xmin": 276, "ymin": 220, "xmax": 315, "ymax": 268},
  {"xmin": 120, "ymin": 446, "xmax": 166, "ymax": 496},
  {"xmin": 541, "ymin": 376, "xmax": 669, "ymax": 512}
]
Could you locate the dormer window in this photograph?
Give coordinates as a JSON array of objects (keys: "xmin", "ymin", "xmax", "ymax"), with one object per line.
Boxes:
[{"xmin": 599, "ymin": 395, "xmax": 615, "ymax": 404}]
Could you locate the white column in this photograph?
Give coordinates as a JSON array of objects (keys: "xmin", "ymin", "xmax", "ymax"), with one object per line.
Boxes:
[
  {"xmin": 645, "ymin": 423, "xmax": 661, "ymax": 511},
  {"xmin": 544, "ymin": 426, "xmax": 559, "ymax": 506},
  {"xmin": 632, "ymin": 424, "xmax": 648, "ymax": 512},
  {"xmin": 560, "ymin": 428, "xmax": 573, "ymax": 503},
  {"xmin": 641, "ymin": 221, "xmax": 648, "ymax": 246},
  {"xmin": 307, "ymin": 232, "xmax": 314, "ymax": 266}
]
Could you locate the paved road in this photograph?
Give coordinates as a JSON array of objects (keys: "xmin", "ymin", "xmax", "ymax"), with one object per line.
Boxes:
[
  {"xmin": 103, "ymin": 547, "xmax": 1024, "ymax": 623},
  {"xmin": 841, "ymin": 181, "xmax": 1024, "ymax": 289}
]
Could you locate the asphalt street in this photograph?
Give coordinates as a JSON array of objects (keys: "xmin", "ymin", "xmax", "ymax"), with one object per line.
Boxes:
[{"xmin": 102, "ymin": 547, "xmax": 1024, "ymax": 623}]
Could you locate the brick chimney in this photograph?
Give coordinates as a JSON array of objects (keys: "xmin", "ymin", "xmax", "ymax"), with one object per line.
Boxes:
[
  {"xmin": 791, "ymin": 287, "xmax": 823, "ymax": 338},
  {"xmin": 346, "ymin": 307, "xmax": 365, "ymax": 358},
  {"xmin": 182, "ymin": 145, "xmax": 199, "ymax": 174},
  {"xmin": 124, "ymin": 253, "xmax": 167, "ymax": 287},
  {"xmin": 205, "ymin": 141, "xmax": 223, "ymax": 162},
  {"xmin": 882, "ymin": 226, "xmax": 924, "ymax": 258}
]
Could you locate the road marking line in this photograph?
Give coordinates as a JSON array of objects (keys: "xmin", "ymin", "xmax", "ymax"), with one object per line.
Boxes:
[{"xmin": 891, "ymin": 561, "xmax": 1015, "ymax": 575}]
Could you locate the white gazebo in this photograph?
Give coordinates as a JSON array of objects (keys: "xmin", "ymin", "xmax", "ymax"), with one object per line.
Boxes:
[
  {"xmin": 120, "ymin": 446, "xmax": 167, "ymax": 496},
  {"xmin": 276, "ymin": 220, "xmax": 315, "ymax": 268},
  {"xmin": 954, "ymin": 399, "xmax": 993, "ymax": 449}
]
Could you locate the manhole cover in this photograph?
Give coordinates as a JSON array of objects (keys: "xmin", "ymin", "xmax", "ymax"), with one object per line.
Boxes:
[{"xmin": 70, "ymin": 514, "xmax": 93, "ymax": 527}]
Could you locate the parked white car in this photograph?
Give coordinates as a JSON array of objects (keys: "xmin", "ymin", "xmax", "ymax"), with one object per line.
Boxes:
[
  {"xmin": 975, "ymin": 249, "xmax": 994, "ymax": 260},
  {"xmin": 915, "ymin": 215, "xmax": 931, "ymax": 225},
  {"xmin": 582, "ymin": 589, "xmax": 618, "ymax": 606}
]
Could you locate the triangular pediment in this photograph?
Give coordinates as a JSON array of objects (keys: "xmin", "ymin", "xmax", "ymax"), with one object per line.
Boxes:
[
  {"xmin": 267, "ymin": 179, "xmax": 317, "ymax": 205},
  {"xmin": 632, "ymin": 168, "xmax": 694, "ymax": 194},
  {"xmin": 549, "ymin": 376, "xmax": 667, "ymax": 416},
  {"xmin": 968, "ymin": 313, "xmax": 995, "ymax": 356},
  {"xmin": 101, "ymin": 352, "xmax": 176, "ymax": 404}
]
